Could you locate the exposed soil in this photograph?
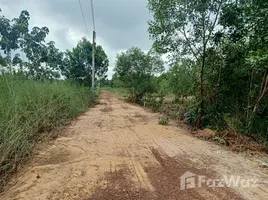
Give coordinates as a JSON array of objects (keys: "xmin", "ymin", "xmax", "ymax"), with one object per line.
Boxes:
[{"xmin": 1, "ymin": 92, "xmax": 268, "ymax": 200}]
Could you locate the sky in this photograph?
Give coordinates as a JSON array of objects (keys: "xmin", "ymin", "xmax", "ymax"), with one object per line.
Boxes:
[{"xmin": 0, "ymin": 0, "xmax": 153, "ymax": 78}]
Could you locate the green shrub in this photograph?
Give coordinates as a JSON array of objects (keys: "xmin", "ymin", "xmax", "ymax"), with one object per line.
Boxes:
[
  {"xmin": 159, "ymin": 116, "xmax": 169, "ymax": 125},
  {"xmin": 185, "ymin": 108, "xmax": 198, "ymax": 127},
  {"xmin": 224, "ymin": 113, "xmax": 268, "ymax": 145},
  {"xmin": 0, "ymin": 75, "xmax": 92, "ymax": 188}
]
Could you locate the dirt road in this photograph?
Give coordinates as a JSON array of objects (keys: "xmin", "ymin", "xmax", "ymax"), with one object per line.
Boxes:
[{"xmin": 2, "ymin": 92, "xmax": 268, "ymax": 200}]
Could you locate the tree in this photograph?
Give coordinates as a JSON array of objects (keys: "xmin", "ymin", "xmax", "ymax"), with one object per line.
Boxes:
[
  {"xmin": 218, "ymin": 0, "xmax": 268, "ymax": 136},
  {"xmin": 0, "ymin": 9, "xmax": 64, "ymax": 79},
  {"xmin": 0, "ymin": 9, "xmax": 106, "ymax": 82},
  {"xmin": 22, "ymin": 26, "xmax": 49, "ymax": 63},
  {"xmin": 65, "ymin": 38, "xmax": 109, "ymax": 87},
  {"xmin": 41, "ymin": 41, "xmax": 65, "ymax": 79},
  {"xmin": 111, "ymin": 73, "xmax": 124, "ymax": 88},
  {"xmin": 12, "ymin": 53, "xmax": 23, "ymax": 66},
  {"xmin": 0, "ymin": 10, "xmax": 30, "ymax": 72},
  {"xmin": 154, "ymin": 72, "xmax": 170, "ymax": 97},
  {"xmin": 45, "ymin": 41, "xmax": 63, "ymax": 68},
  {"xmin": 148, "ymin": 0, "xmax": 224, "ymax": 127},
  {"xmin": 21, "ymin": 26, "xmax": 50, "ymax": 79},
  {"xmin": 0, "ymin": 53, "xmax": 7, "ymax": 67},
  {"xmin": 169, "ymin": 59, "xmax": 196, "ymax": 102},
  {"xmin": 114, "ymin": 47, "xmax": 164, "ymax": 103}
]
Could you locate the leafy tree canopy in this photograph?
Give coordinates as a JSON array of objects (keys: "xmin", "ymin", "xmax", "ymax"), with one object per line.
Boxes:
[
  {"xmin": 114, "ymin": 47, "xmax": 164, "ymax": 102},
  {"xmin": 65, "ymin": 37, "xmax": 109, "ymax": 86}
]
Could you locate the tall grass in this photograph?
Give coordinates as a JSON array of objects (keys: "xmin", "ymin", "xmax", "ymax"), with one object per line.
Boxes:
[{"xmin": 0, "ymin": 76, "xmax": 92, "ymax": 188}]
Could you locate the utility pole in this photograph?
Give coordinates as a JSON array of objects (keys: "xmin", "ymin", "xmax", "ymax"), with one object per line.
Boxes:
[{"xmin": 91, "ymin": 30, "xmax": 96, "ymax": 95}]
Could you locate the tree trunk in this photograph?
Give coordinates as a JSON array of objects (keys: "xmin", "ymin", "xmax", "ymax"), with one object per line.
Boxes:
[
  {"xmin": 196, "ymin": 52, "xmax": 205, "ymax": 129},
  {"xmin": 6, "ymin": 48, "xmax": 12, "ymax": 73},
  {"xmin": 247, "ymin": 68, "xmax": 254, "ymax": 120},
  {"xmin": 259, "ymin": 69, "xmax": 267, "ymax": 95},
  {"xmin": 196, "ymin": 12, "xmax": 207, "ymax": 129},
  {"xmin": 215, "ymin": 42, "xmax": 223, "ymax": 107},
  {"xmin": 252, "ymin": 73, "xmax": 268, "ymax": 115}
]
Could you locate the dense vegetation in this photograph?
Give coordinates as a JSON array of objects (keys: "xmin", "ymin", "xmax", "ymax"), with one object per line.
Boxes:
[
  {"xmin": 0, "ymin": 76, "xmax": 92, "ymax": 187},
  {"xmin": 0, "ymin": 9, "xmax": 109, "ymax": 188},
  {"xmin": 111, "ymin": 0, "xmax": 268, "ymax": 145}
]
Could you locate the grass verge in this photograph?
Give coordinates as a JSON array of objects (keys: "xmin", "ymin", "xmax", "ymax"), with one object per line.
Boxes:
[{"xmin": 0, "ymin": 76, "xmax": 94, "ymax": 190}]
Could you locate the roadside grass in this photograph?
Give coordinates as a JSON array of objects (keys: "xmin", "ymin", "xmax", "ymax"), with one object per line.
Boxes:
[
  {"xmin": 159, "ymin": 116, "xmax": 169, "ymax": 125},
  {"xmin": 0, "ymin": 75, "xmax": 93, "ymax": 189}
]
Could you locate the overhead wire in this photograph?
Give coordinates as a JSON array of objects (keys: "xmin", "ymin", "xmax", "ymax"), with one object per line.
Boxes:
[
  {"xmin": 78, "ymin": 0, "xmax": 90, "ymax": 37},
  {"xmin": 78, "ymin": 0, "xmax": 97, "ymax": 93},
  {"xmin": 90, "ymin": 0, "xmax": 96, "ymax": 32},
  {"xmin": 90, "ymin": 0, "xmax": 96, "ymax": 94}
]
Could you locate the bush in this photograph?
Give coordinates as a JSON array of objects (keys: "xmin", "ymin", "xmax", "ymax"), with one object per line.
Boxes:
[
  {"xmin": 185, "ymin": 108, "xmax": 198, "ymax": 127},
  {"xmin": 142, "ymin": 94, "xmax": 164, "ymax": 112},
  {"xmin": 0, "ymin": 75, "xmax": 92, "ymax": 189},
  {"xmin": 159, "ymin": 116, "xmax": 169, "ymax": 125}
]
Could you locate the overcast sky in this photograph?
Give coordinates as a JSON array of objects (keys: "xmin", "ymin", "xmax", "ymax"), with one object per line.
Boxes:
[{"xmin": 0, "ymin": 0, "xmax": 153, "ymax": 78}]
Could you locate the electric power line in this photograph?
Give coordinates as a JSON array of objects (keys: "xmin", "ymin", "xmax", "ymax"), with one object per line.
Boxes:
[
  {"xmin": 78, "ymin": 0, "xmax": 90, "ymax": 37},
  {"xmin": 78, "ymin": 0, "xmax": 96, "ymax": 95},
  {"xmin": 90, "ymin": 0, "xmax": 96, "ymax": 32},
  {"xmin": 90, "ymin": 0, "xmax": 96, "ymax": 95}
]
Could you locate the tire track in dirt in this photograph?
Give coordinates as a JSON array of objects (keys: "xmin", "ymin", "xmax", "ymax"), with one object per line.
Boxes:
[{"xmin": 1, "ymin": 92, "xmax": 268, "ymax": 200}]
